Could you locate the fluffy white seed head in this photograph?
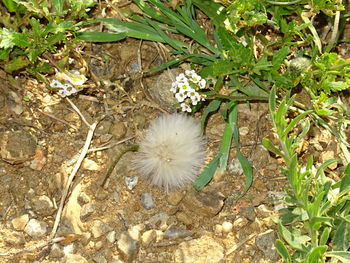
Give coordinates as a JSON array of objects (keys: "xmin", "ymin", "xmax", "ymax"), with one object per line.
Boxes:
[{"xmin": 134, "ymin": 113, "xmax": 206, "ymax": 191}]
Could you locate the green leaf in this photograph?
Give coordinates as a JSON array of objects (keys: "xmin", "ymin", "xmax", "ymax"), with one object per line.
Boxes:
[
  {"xmin": 75, "ymin": 32, "xmax": 127, "ymax": 42},
  {"xmin": 232, "ymin": 104, "xmax": 253, "ymax": 198},
  {"xmin": 99, "ymin": 18, "xmax": 169, "ymax": 42},
  {"xmin": 200, "ymin": 99, "xmax": 222, "ymax": 132},
  {"xmin": 326, "ymin": 251, "xmax": 350, "ymax": 263},
  {"xmin": 192, "ymin": 0, "xmax": 226, "ymax": 26},
  {"xmin": 278, "ymin": 223, "xmax": 309, "ymax": 252},
  {"xmin": 306, "ymin": 246, "xmax": 327, "ymax": 263},
  {"xmin": 218, "ymin": 102, "xmax": 236, "ymax": 174},
  {"xmin": 262, "ymin": 138, "xmax": 283, "ymax": 157},
  {"xmin": 193, "ymin": 154, "xmax": 221, "ymax": 190},
  {"xmin": 2, "ymin": 0, "xmax": 18, "ymax": 12},
  {"xmin": 340, "ymin": 163, "xmax": 350, "ymax": 195},
  {"xmin": 333, "ymin": 220, "xmax": 350, "ymax": 251},
  {"xmin": 275, "ymin": 240, "xmax": 291, "ymax": 263},
  {"xmin": 320, "ymin": 227, "xmax": 331, "ymax": 246},
  {"xmin": 52, "ymin": 0, "xmax": 65, "ymax": 15},
  {"xmin": 4, "ymin": 56, "xmax": 30, "ymax": 72}
]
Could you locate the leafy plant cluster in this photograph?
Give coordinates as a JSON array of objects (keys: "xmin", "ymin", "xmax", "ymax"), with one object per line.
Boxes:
[
  {"xmin": 263, "ymin": 88, "xmax": 350, "ymax": 262},
  {"xmin": 0, "ymin": 0, "xmax": 96, "ymax": 75},
  {"xmin": 76, "ymin": 0, "xmax": 350, "ymax": 262}
]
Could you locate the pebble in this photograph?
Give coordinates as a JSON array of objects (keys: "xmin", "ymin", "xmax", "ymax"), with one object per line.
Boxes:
[
  {"xmin": 24, "ymin": 219, "xmax": 48, "ymax": 238},
  {"xmin": 147, "ymin": 213, "xmax": 169, "ymax": 230},
  {"xmin": 233, "ymin": 217, "xmax": 249, "ymax": 229},
  {"xmin": 255, "ymin": 230, "xmax": 279, "ymax": 261},
  {"xmin": 62, "ymin": 254, "xmax": 89, "ymax": 263},
  {"xmin": 78, "ymin": 192, "xmax": 91, "ymax": 205},
  {"xmin": 80, "ymin": 204, "xmax": 96, "ymax": 221},
  {"xmin": 214, "ymin": 224, "xmax": 223, "ymax": 235},
  {"xmin": 4, "ymin": 231, "xmax": 26, "ymax": 246},
  {"xmin": 141, "ymin": 230, "xmax": 157, "ymax": 248},
  {"xmin": 95, "ymin": 188, "xmax": 108, "ymax": 201},
  {"xmin": 166, "ymin": 191, "xmax": 185, "ymax": 206},
  {"xmin": 140, "ymin": 193, "xmax": 155, "ymax": 210},
  {"xmin": 11, "ymin": 214, "xmax": 29, "ymax": 231},
  {"xmin": 117, "ymin": 232, "xmax": 139, "ymax": 263},
  {"xmin": 174, "ymin": 235, "xmax": 224, "ymax": 263},
  {"xmin": 110, "ymin": 122, "xmax": 127, "ymax": 140},
  {"xmin": 49, "ymin": 243, "xmax": 64, "ymax": 258},
  {"xmin": 182, "ymin": 189, "xmax": 225, "ymax": 217},
  {"xmin": 128, "ymin": 225, "xmax": 143, "ymax": 241},
  {"xmin": 240, "ymin": 206, "xmax": 256, "ymax": 222},
  {"xmin": 125, "ymin": 176, "xmax": 138, "ymax": 190},
  {"xmin": 228, "ymin": 157, "xmax": 244, "ymax": 175},
  {"xmin": 164, "ymin": 228, "xmax": 193, "ymax": 240},
  {"xmin": 106, "ymin": 231, "xmax": 116, "ymax": 243},
  {"xmin": 0, "ymin": 130, "xmax": 37, "ymax": 164},
  {"xmin": 32, "ymin": 195, "xmax": 55, "ymax": 216},
  {"xmin": 91, "ymin": 220, "xmax": 112, "ymax": 239},
  {"xmin": 82, "ymin": 158, "xmax": 101, "ymax": 171},
  {"xmin": 221, "ymin": 221, "xmax": 233, "ymax": 233},
  {"xmin": 176, "ymin": 211, "xmax": 192, "ymax": 225},
  {"xmin": 93, "ymin": 253, "xmax": 107, "ymax": 263}
]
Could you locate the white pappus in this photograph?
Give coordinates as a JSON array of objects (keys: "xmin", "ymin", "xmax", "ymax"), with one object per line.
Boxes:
[{"xmin": 133, "ymin": 113, "xmax": 206, "ymax": 192}]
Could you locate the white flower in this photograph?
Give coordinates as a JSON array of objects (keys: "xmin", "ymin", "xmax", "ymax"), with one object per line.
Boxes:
[
  {"xmin": 199, "ymin": 78, "xmax": 206, "ymax": 89},
  {"xmin": 181, "ymin": 102, "xmax": 192, "ymax": 112},
  {"xmin": 176, "ymin": 73, "xmax": 187, "ymax": 82},
  {"xmin": 201, "ymin": 94, "xmax": 207, "ymax": 101},
  {"xmin": 178, "ymin": 81, "xmax": 191, "ymax": 93},
  {"xmin": 50, "ymin": 79, "xmax": 63, "ymax": 88},
  {"xmin": 175, "ymin": 92, "xmax": 186, "ymax": 102},
  {"xmin": 190, "ymin": 74, "xmax": 201, "ymax": 84},
  {"xmin": 327, "ymin": 187, "xmax": 339, "ymax": 203},
  {"xmin": 185, "ymin": 70, "xmax": 196, "ymax": 77},
  {"xmin": 191, "ymin": 93, "xmax": 202, "ymax": 105},
  {"xmin": 170, "ymin": 81, "xmax": 179, "ymax": 93},
  {"xmin": 133, "ymin": 113, "xmax": 206, "ymax": 191}
]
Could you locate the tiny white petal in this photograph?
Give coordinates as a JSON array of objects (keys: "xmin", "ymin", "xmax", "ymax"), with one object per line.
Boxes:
[
  {"xmin": 181, "ymin": 103, "xmax": 192, "ymax": 112},
  {"xmin": 199, "ymin": 79, "xmax": 206, "ymax": 89},
  {"xmin": 185, "ymin": 70, "xmax": 196, "ymax": 76},
  {"xmin": 175, "ymin": 92, "xmax": 186, "ymax": 102},
  {"xmin": 176, "ymin": 73, "xmax": 187, "ymax": 82}
]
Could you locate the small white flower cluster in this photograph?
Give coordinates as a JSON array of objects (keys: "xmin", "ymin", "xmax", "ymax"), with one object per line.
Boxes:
[
  {"xmin": 171, "ymin": 70, "xmax": 207, "ymax": 112},
  {"xmin": 50, "ymin": 70, "xmax": 86, "ymax": 98}
]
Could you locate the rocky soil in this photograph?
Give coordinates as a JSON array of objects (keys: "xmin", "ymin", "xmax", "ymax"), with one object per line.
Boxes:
[{"xmin": 0, "ymin": 38, "xmax": 340, "ymax": 263}]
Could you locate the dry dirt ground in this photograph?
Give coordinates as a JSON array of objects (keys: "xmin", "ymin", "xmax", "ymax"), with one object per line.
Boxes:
[{"xmin": 0, "ymin": 37, "xmax": 345, "ymax": 262}]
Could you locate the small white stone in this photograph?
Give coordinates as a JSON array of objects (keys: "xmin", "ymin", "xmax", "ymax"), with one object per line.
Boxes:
[
  {"xmin": 141, "ymin": 230, "xmax": 157, "ymax": 248},
  {"xmin": 24, "ymin": 219, "xmax": 48, "ymax": 238},
  {"xmin": 222, "ymin": 221, "xmax": 233, "ymax": 233}
]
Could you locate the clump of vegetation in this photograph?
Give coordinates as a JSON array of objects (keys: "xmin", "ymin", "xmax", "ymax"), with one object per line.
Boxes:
[
  {"xmin": 0, "ymin": 0, "xmax": 95, "ymax": 76},
  {"xmin": 2, "ymin": 0, "xmax": 350, "ymax": 261}
]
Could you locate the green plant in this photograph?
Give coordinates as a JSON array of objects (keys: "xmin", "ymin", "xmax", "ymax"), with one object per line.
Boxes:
[
  {"xmin": 0, "ymin": 0, "xmax": 96, "ymax": 75},
  {"xmin": 76, "ymin": 0, "xmax": 350, "ymax": 199},
  {"xmin": 263, "ymin": 87, "xmax": 350, "ymax": 263}
]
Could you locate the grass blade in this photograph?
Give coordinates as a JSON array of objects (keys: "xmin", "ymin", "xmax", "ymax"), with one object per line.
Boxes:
[{"xmin": 75, "ymin": 32, "xmax": 127, "ymax": 42}]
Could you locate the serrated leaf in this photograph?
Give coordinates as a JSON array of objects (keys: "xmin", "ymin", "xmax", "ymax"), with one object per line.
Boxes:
[{"xmin": 4, "ymin": 56, "xmax": 30, "ymax": 72}]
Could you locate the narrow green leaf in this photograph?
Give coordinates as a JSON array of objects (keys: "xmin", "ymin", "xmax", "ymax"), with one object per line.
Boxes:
[
  {"xmin": 275, "ymin": 239, "xmax": 291, "ymax": 263},
  {"xmin": 262, "ymin": 138, "xmax": 283, "ymax": 157},
  {"xmin": 52, "ymin": 0, "xmax": 65, "ymax": 14},
  {"xmin": 320, "ymin": 227, "xmax": 331, "ymax": 246},
  {"xmin": 316, "ymin": 158, "xmax": 339, "ymax": 179},
  {"xmin": 76, "ymin": 32, "xmax": 127, "ymax": 42},
  {"xmin": 282, "ymin": 110, "xmax": 313, "ymax": 138},
  {"xmin": 232, "ymin": 104, "xmax": 253, "ymax": 198},
  {"xmin": 340, "ymin": 163, "xmax": 350, "ymax": 194},
  {"xmin": 306, "ymin": 246, "xmax": 328, "ymax": 263},
  {"xmin": 200, "ymin": 99, "xmax": 222, "ymax": 132},
  {"xmin": 333, "ymin": 220, "xmax": 350, "ymax": 251},
  {"xmin": 193, "ymin": 154, "xmax": 221, "ymax": 190},
  {"xmin": 326, "ymin": 251, "xmax": 350, "ymax": 262}
]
